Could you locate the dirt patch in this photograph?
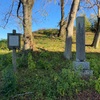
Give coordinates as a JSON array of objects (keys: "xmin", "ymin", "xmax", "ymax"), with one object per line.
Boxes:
[{"xmin": 77, "ymin": 90, "xmax": 100, "ymax": 100}]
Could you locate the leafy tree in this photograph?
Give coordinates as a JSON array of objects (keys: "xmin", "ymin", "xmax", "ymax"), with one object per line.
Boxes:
[
  {"xmin": 85, "ymin": 16, "xmax": 91, "ymax": 32},
  {"xmin": 91, "ymin": 20, "xmax": 97, "ymax": 33},
  {"xmin": 89, "ymin": 15, "xmax": 97, "ymax": 33},
  {"xmin": 82, "ymin": 0, "xmax": 100, "ymax": 48}
]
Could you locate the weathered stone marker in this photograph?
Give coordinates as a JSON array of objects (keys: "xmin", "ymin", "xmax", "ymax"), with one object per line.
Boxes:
[
  {"xmin": 76, "ymin": 17, "xmax": 85, "ymax": 61},
  {"xmin": 8, "ymin": 30, "xmax": 21, "ymax": 72},
  {"xmin": 73, "ymin": 17, "xmax": 93, "ymax": 78}
]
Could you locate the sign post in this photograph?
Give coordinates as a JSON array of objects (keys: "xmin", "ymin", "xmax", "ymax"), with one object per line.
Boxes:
[{"xmin": 8, "ymin": 30, "xmax": 21, "ymax": 72}]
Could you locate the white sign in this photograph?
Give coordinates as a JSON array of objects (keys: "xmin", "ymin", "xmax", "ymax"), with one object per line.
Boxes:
[{"xmin": 9, "ymin": 35, "xmax": 19, "ymax": 46}]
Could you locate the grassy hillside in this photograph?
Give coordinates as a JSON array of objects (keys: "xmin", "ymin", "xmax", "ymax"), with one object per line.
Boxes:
[{"xmin": 0, "ymin": 29, "xmax": 100, "ymax": 99}]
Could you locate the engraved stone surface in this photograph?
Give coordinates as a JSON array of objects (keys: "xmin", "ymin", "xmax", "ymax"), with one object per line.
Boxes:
[
  {"xmin": 76, "ymin": 17, "xmax": 85, "ymax": 61},
  {"xmin": 73, "ymin": 17, "xmax": 93, "ymax": 78}
]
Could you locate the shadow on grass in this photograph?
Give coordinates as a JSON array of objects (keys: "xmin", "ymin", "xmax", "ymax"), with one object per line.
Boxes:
[
  {"xmin": 0, "ymin": 49, "xmax": 99, "ymax": 72},
  {"xmin": 0, "ymin": 49, "xmax": 100, "ymax": 71},
  {"xmin": 73, "ymin": 42, "xmax": 93, "ymax": 47}
]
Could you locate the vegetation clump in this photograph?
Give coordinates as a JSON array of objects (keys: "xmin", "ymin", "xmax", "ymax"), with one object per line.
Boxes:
[{"xmin": 0, "ymin": 29, "xmax": 100, "ymax": 99}]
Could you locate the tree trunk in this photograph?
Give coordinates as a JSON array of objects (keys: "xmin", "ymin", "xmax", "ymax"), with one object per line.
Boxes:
[
  {"xmin": 64, "ymin": 0, "xmax": 80, "ymax": 59},
  {"xmin": 93, "ymin": 6, "xmax": 100, "ymax": 48},
  {"xmin": 91, "ymin": 32, "xmax": 96, "ymax": 47},
  {"xmin": 21, "ymin": 0, "xmax": 34, "ymax": 50},
  {"xmin": 58, "ymin": 0, "xmax": 66, "ymax": 38},
  {"xmin": 58, "ymin": 20, "xmax": 66, "ymax": 38}
]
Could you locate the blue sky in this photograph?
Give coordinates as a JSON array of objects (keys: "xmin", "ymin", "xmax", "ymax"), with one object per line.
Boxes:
[{"xmin": 0, "ymin": 0, "xmax": 95, "ymax": 39}]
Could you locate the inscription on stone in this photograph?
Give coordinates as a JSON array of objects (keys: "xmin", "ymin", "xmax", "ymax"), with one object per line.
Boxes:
[
  {"xmin": 73, "ymin": 17, "xmax": 93, "ymax": 78},
  {"xmin": 76, "ymin": 17, "xmax": 85, "ymax": 61}
]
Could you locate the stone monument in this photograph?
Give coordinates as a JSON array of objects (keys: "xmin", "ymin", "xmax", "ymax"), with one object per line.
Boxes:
[{"xmin": 73, "ymin": 17, "xmax": 93, "ymax": 78}]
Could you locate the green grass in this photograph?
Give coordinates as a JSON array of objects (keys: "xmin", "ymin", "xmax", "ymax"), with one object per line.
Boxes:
[{"xmin": 0, "ymin": 30, "xmax": 100, "ymax": 99}]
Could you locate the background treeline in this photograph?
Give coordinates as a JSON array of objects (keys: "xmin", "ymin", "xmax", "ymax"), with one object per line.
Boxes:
[{"xmin": 0, "ymin": 15, "xmax": 97, "ymax": 50}]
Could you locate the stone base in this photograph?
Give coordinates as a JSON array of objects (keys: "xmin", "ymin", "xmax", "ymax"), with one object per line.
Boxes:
[
  {"xmin": 81, "ymin": 69, "xmax": 93, "ymax": 78},
  {"xmin": 73, "ymin": 61, "xmax": 90, "ymax": 70},
  {"xmin": 73, "ymin": 61, "xmax": 93, "ymax": 78}
]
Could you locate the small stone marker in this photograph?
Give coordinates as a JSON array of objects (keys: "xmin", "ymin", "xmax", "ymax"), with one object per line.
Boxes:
[
  {"xmin": 8, "ymin": 30, "xmax": 21, "ymax": 72},
  {"xmin": 73, "ymin": 17, "xmax": 93, "ymax": 78}
]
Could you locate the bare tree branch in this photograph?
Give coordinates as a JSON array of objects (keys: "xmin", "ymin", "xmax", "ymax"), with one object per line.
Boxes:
[
  {"xmin": 3, "ymin": 0, "xmax": 15, "ymax": 28},
  {"xmin": 17, "ymin": 0, "xmax": 23, "ymax": 21},
  {"xmin": 81, "ymin": 0, "xmax": 97, "ymax": 15}
]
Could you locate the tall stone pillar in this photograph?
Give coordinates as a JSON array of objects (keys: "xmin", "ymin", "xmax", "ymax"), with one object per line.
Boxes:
[
  {"xmin": 73, "ymin": 17, "xmax": 93, "ymax": 78},
  {"xmin": 76, "ymin": 17, "xmax": 85, "ymax": 61}
]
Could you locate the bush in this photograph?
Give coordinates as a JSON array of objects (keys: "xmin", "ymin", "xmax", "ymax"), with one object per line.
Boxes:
[
  {"xmin": 95, "ymin": 77, "xmax": 100, "ymax": 93},
  {"xmin": 28, "ymin": 52, "xmax": 36, "ymax": 70},
  {"xmin": 0, "ymin": 39, "xmax": 8, "ymax": 50},
  {"xmin": 17, "ymin": 53, "xmax": 28, "ymax": 68},
  {"xmin": 56, "ymin": 68, "xmax": 82, "ymax": 99},
  {"xmin": 2, "ymin": 65, "xmax": 17, "ymax": 96},
  {"xmin": 0, "ymin": 54, "xmax": 12, "ymax": 71}
]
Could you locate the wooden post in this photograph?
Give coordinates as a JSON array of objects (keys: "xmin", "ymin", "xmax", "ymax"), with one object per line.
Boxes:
[
  {"xmin": 12, "ymin": 30, "xmax": 17, "ymax": 72},
  {"xmin": 12, "ymin": 48, "xmax": 17, "ymax": 72}
]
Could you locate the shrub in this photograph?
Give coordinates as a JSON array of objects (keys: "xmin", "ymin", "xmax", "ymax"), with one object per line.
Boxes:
[
  {"xmin": 56, "ymin": 68, "xmax": 82, "ymax": 99},
  {"xmin": 28, "ymin": 52, "xmax": 36, "ymax": 70},
  {"xmin": 95, "ymin": 77, "xmax": 100, "ymax": 93},
  {"xmin": 2, "ymin": 65, "xmax": 17, "ymax": 96},
  {"xmin": 0, "ymin": 39, "xmax": 8, "ymax": 50},
  {"xmin": 0, "ymin": 54, "xmax": 12, "ymax": 70},
  {"xmin": 17, "ymin": 53, "xmax": 28, "ymax": 68},
  {"xmin": 17, "ymin": 52, "xmax": 36, "ymax": 70}
]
